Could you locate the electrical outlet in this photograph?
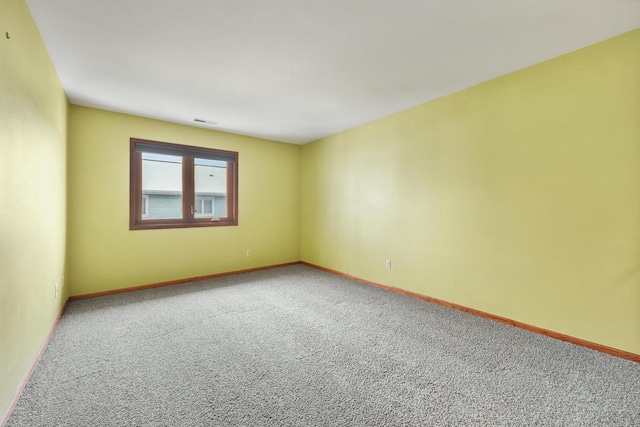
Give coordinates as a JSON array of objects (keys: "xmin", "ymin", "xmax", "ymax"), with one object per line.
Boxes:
[
  {"xmin": 385, "ymin": 260, "xmax": 391, "ymax": 269},
  {"xmin": 55, "ymin": 283, "xmax": 60, "ymax": 298},
  {"xmin": 246, "ymin": 249, "xmax": 252, "ymax": 257}
]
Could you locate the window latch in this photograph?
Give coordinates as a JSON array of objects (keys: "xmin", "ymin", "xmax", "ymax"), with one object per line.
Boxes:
[{"xmin": 191, "ymin": 205, "xmax": 194, "ymax": 214}]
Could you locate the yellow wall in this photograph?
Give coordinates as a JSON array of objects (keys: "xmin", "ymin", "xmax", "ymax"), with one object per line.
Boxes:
[
  {"xmin": 301, "ymin": 29, "xmax": 640, "ymax": 354},
  {"xmin": 0, "ymin": 0, "xmax": 69, "ymax": 417},
  {"xmin": 67, "ymin": 106, "xmax": 300, "ymax": 296}
]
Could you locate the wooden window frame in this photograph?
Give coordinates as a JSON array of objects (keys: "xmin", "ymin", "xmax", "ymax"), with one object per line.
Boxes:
[{"xmin": 130, "ymin": 138, "xmax": 238, "ymax": 230}]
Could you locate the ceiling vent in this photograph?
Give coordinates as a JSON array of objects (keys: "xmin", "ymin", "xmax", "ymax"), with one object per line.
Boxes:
[{"xmin": 194, "ymin": 118, "xmax": 218, "ymax": 125}]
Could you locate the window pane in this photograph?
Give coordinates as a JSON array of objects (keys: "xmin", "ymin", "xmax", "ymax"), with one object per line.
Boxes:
[
  {"xmin": 195, "ymin": 158, "xmax": 227, "ymax": 217},
  {"xmin": 142, "ymin": 153, "xmax": 183, "ymax": 219},
  {"xmin": 203, "ymin": 199, "xmax": 213, "ymax": 214},
  {"xmin": 141, "ymin": 195, "xmax": 149, "ymax": 218},
  {"xmin": 194, "ymin": 197, "xmax": 214, "ymax": 217}
]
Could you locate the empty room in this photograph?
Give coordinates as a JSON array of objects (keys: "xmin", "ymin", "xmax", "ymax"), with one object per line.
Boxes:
[{"xmin": 1, "ymin": 0, "xmax": 639, "ymax": 425}]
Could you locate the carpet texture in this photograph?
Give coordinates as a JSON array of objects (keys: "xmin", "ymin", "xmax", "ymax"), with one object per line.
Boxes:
[{"xmin": 7, "ymin": 265, "xmax": 640, "ymax": 426}]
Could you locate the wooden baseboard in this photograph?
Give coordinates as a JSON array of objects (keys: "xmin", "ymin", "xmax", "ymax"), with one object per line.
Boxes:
[
  {"xmin": 301, "ymin": 261, "xmax": 640, "ymax": 363},
  {"xmin": 69, "ymin": 261, "xmax": 303, "ymax": 301},
  {"xmin": 1, "ymin": 298, "xmax": 70, "ymax": 426}
]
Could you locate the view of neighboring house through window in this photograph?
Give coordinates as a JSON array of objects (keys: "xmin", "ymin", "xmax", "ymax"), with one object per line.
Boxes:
[
  {"xmin": 141, "ymin": 153, "xmax": 184, "ymax": 219},
  {"xmin": 130, "ymin": 138, "xmax": 238, "ymax": 230},
  {"xmin": 194, "ymin": 158, "xmax": 227, "ymax": 218},
  {"xmin": 142, "ymin": 194, "xmax": 149, "ymax": 218}
]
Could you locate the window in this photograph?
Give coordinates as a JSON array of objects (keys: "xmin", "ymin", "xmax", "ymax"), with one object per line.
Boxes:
[
  {"xmin": 194, "ymin": 196, "xmax": 215, "ymax": 218},
  {"xmin": 141, "ymin": 194, "xmax": 150, "ymax": 218},
  {"xmin": 130, "ymin": 138, "xmax": 238, "ymax": 230}
]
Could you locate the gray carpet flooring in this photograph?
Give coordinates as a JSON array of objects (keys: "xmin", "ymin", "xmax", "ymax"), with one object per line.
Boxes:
[{"xmin": 7, "ymin": 264, "xmax": 640, "ymax": 426}]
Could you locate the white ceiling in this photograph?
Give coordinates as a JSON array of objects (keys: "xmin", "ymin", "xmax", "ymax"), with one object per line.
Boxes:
[{"xmin": 26, "ymin": 0, "xmax": 640, "ymax": 144}]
